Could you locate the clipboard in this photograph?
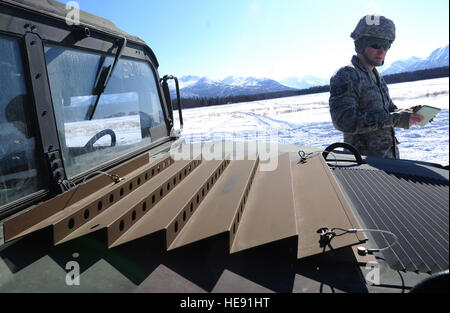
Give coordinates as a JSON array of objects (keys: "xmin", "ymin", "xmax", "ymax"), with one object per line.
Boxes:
[{"xmin": 413, "ymin": 105, "xmax": 441, "ymax": 127}]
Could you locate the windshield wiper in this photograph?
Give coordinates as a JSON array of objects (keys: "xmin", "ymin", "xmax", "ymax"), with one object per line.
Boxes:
[{"xmin": 85, "ymin": 37, "xmax": 127, "ymax": 120}]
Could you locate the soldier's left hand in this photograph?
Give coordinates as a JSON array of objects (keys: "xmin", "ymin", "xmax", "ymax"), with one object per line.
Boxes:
[{"xmin": 409, "ymin": 113, "xmax": 425, "ymax": 127}]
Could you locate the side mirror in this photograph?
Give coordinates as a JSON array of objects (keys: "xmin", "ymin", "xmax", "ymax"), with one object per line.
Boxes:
[{"xmin": 160, "ymin": 75, "xmax": 183, "ymax": 138}]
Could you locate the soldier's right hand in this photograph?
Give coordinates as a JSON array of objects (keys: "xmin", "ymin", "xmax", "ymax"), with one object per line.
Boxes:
[{"xmin": 409, "ymin": 113, "xmax": 425, "ymax": 127}]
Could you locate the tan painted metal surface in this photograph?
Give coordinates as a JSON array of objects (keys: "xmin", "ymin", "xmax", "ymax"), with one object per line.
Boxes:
[
  {"xmin": 3, "ymin": 153, "xmax": 151, "ymax": 242},
  {"xmin": 3, "ymin": 148, "xmax": 367, "ymax": 261},
  {"xmin": 111, "ymin": 159, "xmax": 230, "ymax": 248},
  {"xmin": 291, "ymin": 153, "xmax": 366, "ymax": 259},
  {"xmin": 54, "ymin": 157, "xmax": 181, "ymax": 244},
  {"xmin": 56, "ymin": 159, "xmax": 199, "ymax": 245},
  {"xmin": 230, "ymin": 153, "xmax": 297, "ymax": 253},
  {"xmin": 169, "ymin": 157, "xmax": 259, "ymax": 251}
]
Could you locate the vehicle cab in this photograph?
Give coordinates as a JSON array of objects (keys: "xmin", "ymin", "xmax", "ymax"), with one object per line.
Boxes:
[{"xmin": 0, "ymin": 0, "xmax": 181, "ymax": 218}]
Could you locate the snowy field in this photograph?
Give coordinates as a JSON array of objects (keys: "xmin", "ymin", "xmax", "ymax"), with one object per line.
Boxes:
[
  {"xmin": 64, "ymin": 115, "xmax": 143, "ymax": 147},
  {"xmin": 177, "ymin": 77, "xmax": 449, "ymax": 166}
]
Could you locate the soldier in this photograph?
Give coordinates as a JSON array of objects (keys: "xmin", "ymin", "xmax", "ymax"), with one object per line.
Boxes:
[{"xmin": 329, "ymin": 15, "xmax": 424, "ymax": 159}]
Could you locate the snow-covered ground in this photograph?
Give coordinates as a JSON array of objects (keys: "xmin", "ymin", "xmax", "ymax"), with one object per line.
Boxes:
[
  {"xmin": 177, "ymin": 77, "xmax": 449, "ymax": 166},
  {"xmin": 64, "ymin": 115, "xmax": 143, "ymax": 147}
]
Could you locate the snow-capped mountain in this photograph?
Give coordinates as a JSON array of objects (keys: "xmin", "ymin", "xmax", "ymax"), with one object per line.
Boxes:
[
  {"xmin": 379, "ymin": 57, "xmax": 422, "ymax": 75},
  {"xmin": 180, "ymin": 77, "xmax": 225, "ymax": 98},
  {"xmin": 177, "ymin": 75, "xmax": 201, "ymax": 88},
  {"xmin": 381, "ymin": 45, "xmax": 449, "ymax": 75},
  {"xmin": 280, "ymin": 75, "xmax": 329, "ymax": 90},
  {"xmin": 221, "ymin": 76, "xmax": 247, "ymax": 86},
  {"xmin": 171, "ymin": 76, "xmax": 296, "ymax": 98},
  {"xmin": 179, "ymin": 75, "xmax": 201, "ymax": 82}
]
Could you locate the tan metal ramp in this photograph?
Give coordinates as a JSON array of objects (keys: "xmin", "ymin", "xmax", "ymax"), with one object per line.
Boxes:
[{"xmin": 3, "ymin": 149, "xmax": 366, "ymax": 259}]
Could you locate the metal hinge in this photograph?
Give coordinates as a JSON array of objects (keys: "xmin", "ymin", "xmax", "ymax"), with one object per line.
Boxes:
[{"xmin": 46, "ymin": 150, "xmax": 66, "ymax": 192}]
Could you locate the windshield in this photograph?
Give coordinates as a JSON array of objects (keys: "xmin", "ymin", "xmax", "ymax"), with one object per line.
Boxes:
[{"xmin": 44, "ymin": 44, "xmax": 167, "ymax": 178}]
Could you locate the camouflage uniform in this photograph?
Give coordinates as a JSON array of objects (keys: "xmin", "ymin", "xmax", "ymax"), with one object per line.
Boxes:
[
  {"xmin": 329, "ymin": 56, "xmax": 410, "ymax": 159},
  {"xmin": 329, "ymin": 15, "xmax": 410, "ymax": 159}
]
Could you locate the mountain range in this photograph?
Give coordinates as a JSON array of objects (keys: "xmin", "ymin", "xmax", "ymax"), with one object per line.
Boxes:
[
  {"xmin": 170, "ymin": 44, "xmax": 448, "ymax": 98},
  {"xmin": 381, "ymin": 44, "xmax": 449, "ymax": 75},
  {"xmin": 171, "ymin": 76, "xmax": 297, "ymax": 98},
  {"xmin": 279, "ymin": 75, "xmax": 329, "ymax": 90}
]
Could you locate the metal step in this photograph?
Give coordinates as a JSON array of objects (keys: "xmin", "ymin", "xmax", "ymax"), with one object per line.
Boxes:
[
  {"xmin": 291, "ymin": 154, "xmax": 366, "ymax": 259},
  {"xmin": 56, "ymin": 159, "xmax": 200, "ymax": 245},
  {"xmin": 230, "ymin": 153, "xmax": 297, "ymax": 254},
  {"xmin": 3, "ymin": 153, "xmax": 153, "ymax": 242},
  {"xmin": 110, "ymin": 158, "xmax": 230, "ymax": 248},
  {"xmin": 168, "ymin": 157, "xmax": 259, "ymax": 251}
]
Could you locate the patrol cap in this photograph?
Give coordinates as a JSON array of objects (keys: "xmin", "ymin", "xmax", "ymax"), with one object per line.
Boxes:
[{"xmin": 351, "ymin": 15, "xmax": 396, "ymax": 42}]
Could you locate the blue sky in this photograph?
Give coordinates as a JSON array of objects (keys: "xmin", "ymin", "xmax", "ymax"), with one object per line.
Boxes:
[{"xmin": 72, "ymin": 0, "xmax": 449, "ymax": 81}]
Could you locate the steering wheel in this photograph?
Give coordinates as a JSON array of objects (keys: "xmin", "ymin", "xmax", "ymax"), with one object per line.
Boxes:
[{"xmin": 84, "ymin": 129, "xmax": 117, "ymax": 152}]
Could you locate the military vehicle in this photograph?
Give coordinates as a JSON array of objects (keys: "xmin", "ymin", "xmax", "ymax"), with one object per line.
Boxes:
[{"xmin": 0, "ymin": 0, "xmax": 448, "ymax": 294}]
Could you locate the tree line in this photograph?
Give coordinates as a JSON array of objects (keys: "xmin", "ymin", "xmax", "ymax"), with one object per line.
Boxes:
[
  {"xmin": 172, "ymin": 66, "xmax": 449, "ymax": 109},
  {"xmin": 382, "ymin": 66, "xmax": 448, "ymax": 84}
]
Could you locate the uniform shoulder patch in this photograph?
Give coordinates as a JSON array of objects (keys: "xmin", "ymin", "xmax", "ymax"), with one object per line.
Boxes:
[
  {"xmin": 330, "ymin": 83, "xmax": 349, "ymax": 97},
  {"xmin": 330, "ymin": 67, "xmax": 356, "ymax": 97}
]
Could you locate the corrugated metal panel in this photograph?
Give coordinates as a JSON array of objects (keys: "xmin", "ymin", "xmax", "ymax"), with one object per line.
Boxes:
[{"xmin": 333, "ymin": 168, "xmax": 449, "ymax": 274}]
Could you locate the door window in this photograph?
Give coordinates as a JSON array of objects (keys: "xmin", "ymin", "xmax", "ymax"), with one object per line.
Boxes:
[{"xmin": 0, "ymin": 36, "xmax": 43, "ymax": 207}]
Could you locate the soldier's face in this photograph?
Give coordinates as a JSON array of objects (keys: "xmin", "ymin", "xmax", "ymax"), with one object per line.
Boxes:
[{"xmin": 364, "ymin": 45, "xmax": 388, "ymax": 66}]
